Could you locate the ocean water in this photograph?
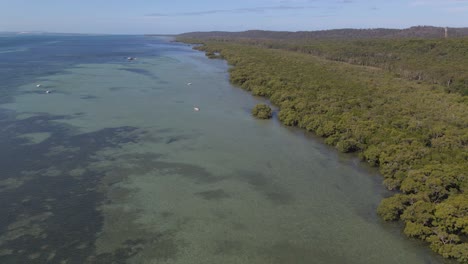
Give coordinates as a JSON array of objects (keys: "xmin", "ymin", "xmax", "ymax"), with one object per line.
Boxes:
[{"xmin": 0, "ymin": 35, "xmax": 446, "ymax": 263}]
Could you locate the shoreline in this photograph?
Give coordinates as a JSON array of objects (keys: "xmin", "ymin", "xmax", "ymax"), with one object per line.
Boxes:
[{"xmin": 178, "ymin": 37, "xmax": 468, "ymax": 263}]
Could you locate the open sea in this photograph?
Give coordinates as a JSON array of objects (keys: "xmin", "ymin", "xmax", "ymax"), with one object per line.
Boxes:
[{"xmin": 0, "ymin": 34, "xmax": 446, "ymax": 263}]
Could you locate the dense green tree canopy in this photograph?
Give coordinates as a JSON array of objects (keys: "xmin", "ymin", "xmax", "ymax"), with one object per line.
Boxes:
[{"xmin": 181, "ymin": 36, "xmax": 468, "ymax": 96}]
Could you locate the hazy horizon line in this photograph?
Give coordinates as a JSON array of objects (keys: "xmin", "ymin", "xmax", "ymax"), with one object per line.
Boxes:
[{"xmin": 2, "ymin": 25, "xmax": 467, "ymax": 36}]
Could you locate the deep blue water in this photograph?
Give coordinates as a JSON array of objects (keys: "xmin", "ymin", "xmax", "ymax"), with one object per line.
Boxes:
[{"xmin": 0, "ymin": 35, "xmax": 188, "ymax": 103}]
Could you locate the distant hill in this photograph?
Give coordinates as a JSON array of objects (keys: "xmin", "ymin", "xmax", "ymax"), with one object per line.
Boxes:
[{"xmin": 178, "ymin": 26, "xmax": 468, "ymax": 40}]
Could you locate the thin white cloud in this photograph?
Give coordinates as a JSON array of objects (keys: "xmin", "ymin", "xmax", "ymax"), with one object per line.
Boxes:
[
  {"xmin": 147, "ymin": 5, "xmax": 318, "ymax": 17},
  {"xmin": 445, "ymin": 5, "xmax": 468, "ymax": 12},
  {"xmin": 147, "ymin": 0, "xmax": 357, "ymax": 17},
  {"xmin": 410, "ymin": 0, "xmax": 468, "ymax": 6},
  {"xmin": 410, "ymin": 0, "xmax": 468, "ymax": 13}
]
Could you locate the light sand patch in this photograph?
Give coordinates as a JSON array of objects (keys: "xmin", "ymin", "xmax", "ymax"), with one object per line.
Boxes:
[
  {"xmin": 17, "ymin": 132, "xmax": 51, "ymax": 145},
  {"xmin": 43, "ymin": 166, "xmax": 62, "ymax": 177},
  {"xmin": 47, "ymin": 251, "xmax": 56, "ymax": 261},
  {"xmin": 0, "ymin": 176, "xmax": 32, "ymax": 192},
  {"xmin": 15, "ymin": 112, "xmax": 38, "ymax": 120},
  {"xmin": 0, "ymin": 249, "xmax": 14, "ymax": 256},
  {"xmin": 69, "ymin": 167, "xmax": 87, "ymax": 177},
  {"xmin": 46, "ymin": 145, "xmax": 80, "ymax": 157},
  {"xmin": 28, "ymin": 252, "xmax": 41, "ymax": 260},
  {"xmin": 0, "ymin": 212, "xmax": 53, "ymax": 246}
]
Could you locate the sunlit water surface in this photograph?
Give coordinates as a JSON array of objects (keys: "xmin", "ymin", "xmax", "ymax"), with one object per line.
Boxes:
[{"xmin": 0, "ymin": 35, "xmax": 446, "ymax": 263}]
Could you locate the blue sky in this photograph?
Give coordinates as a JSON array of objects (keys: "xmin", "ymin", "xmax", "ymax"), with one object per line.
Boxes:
[{"xmin": 1, "ymin": 0, "xmax": 467, "ymax": 34}]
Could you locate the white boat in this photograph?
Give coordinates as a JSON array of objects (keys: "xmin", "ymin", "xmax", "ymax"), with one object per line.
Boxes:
[
  {"xmin": 36, "ymin": 84, "xmax": 41, "ymax": 88},
  {"xmin": 193, "ymin": 107, "xmax": 200, "ymax": 111},
  {"xmin": 187, "ymin": 82, "xmax": 192, "ymax": 86},
  {"xmin": 45, "ymin": 90, "xmax": 51, "ymax": 94}
]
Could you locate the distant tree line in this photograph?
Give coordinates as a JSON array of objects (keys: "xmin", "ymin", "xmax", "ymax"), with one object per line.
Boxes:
[
  {"xmin": 178, "ymin": 37, "xmax": 468, "ymax": 262},
  {"xmin": 178, "ymin": 26, "xmax": 468, "ymax": 40}
]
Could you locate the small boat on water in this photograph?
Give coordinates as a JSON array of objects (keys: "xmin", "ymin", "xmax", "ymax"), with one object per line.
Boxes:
[
  {"xmin": 45, "ymin": 90, "xmax": 51, "ymax": 94},
  {"xmin": 36, "ymin": 84, "xmax": 41, "ymax": 87},
  {"xmin": 187, "ymin": 82, "xmax": 192, "ymax": 86},
  {"xmin": 193, "ymin": 107, "xmax": 200, "ymax": 112}
]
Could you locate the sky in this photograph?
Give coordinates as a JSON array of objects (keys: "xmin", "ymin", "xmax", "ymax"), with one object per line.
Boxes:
[{"xmin": 0, "ymin": 0, "xmax": 467, "ymax": 34}]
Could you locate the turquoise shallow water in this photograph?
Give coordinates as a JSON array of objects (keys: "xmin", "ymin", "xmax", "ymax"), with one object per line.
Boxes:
[{"xmin": 0, "ymin": 35, "xmax": 446, "ymax": 263}]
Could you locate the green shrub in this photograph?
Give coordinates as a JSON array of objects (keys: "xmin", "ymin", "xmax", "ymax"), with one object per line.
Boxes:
[{"xmin": 252, "ymin": 104, "xmax": 273, "ymax": 119}]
